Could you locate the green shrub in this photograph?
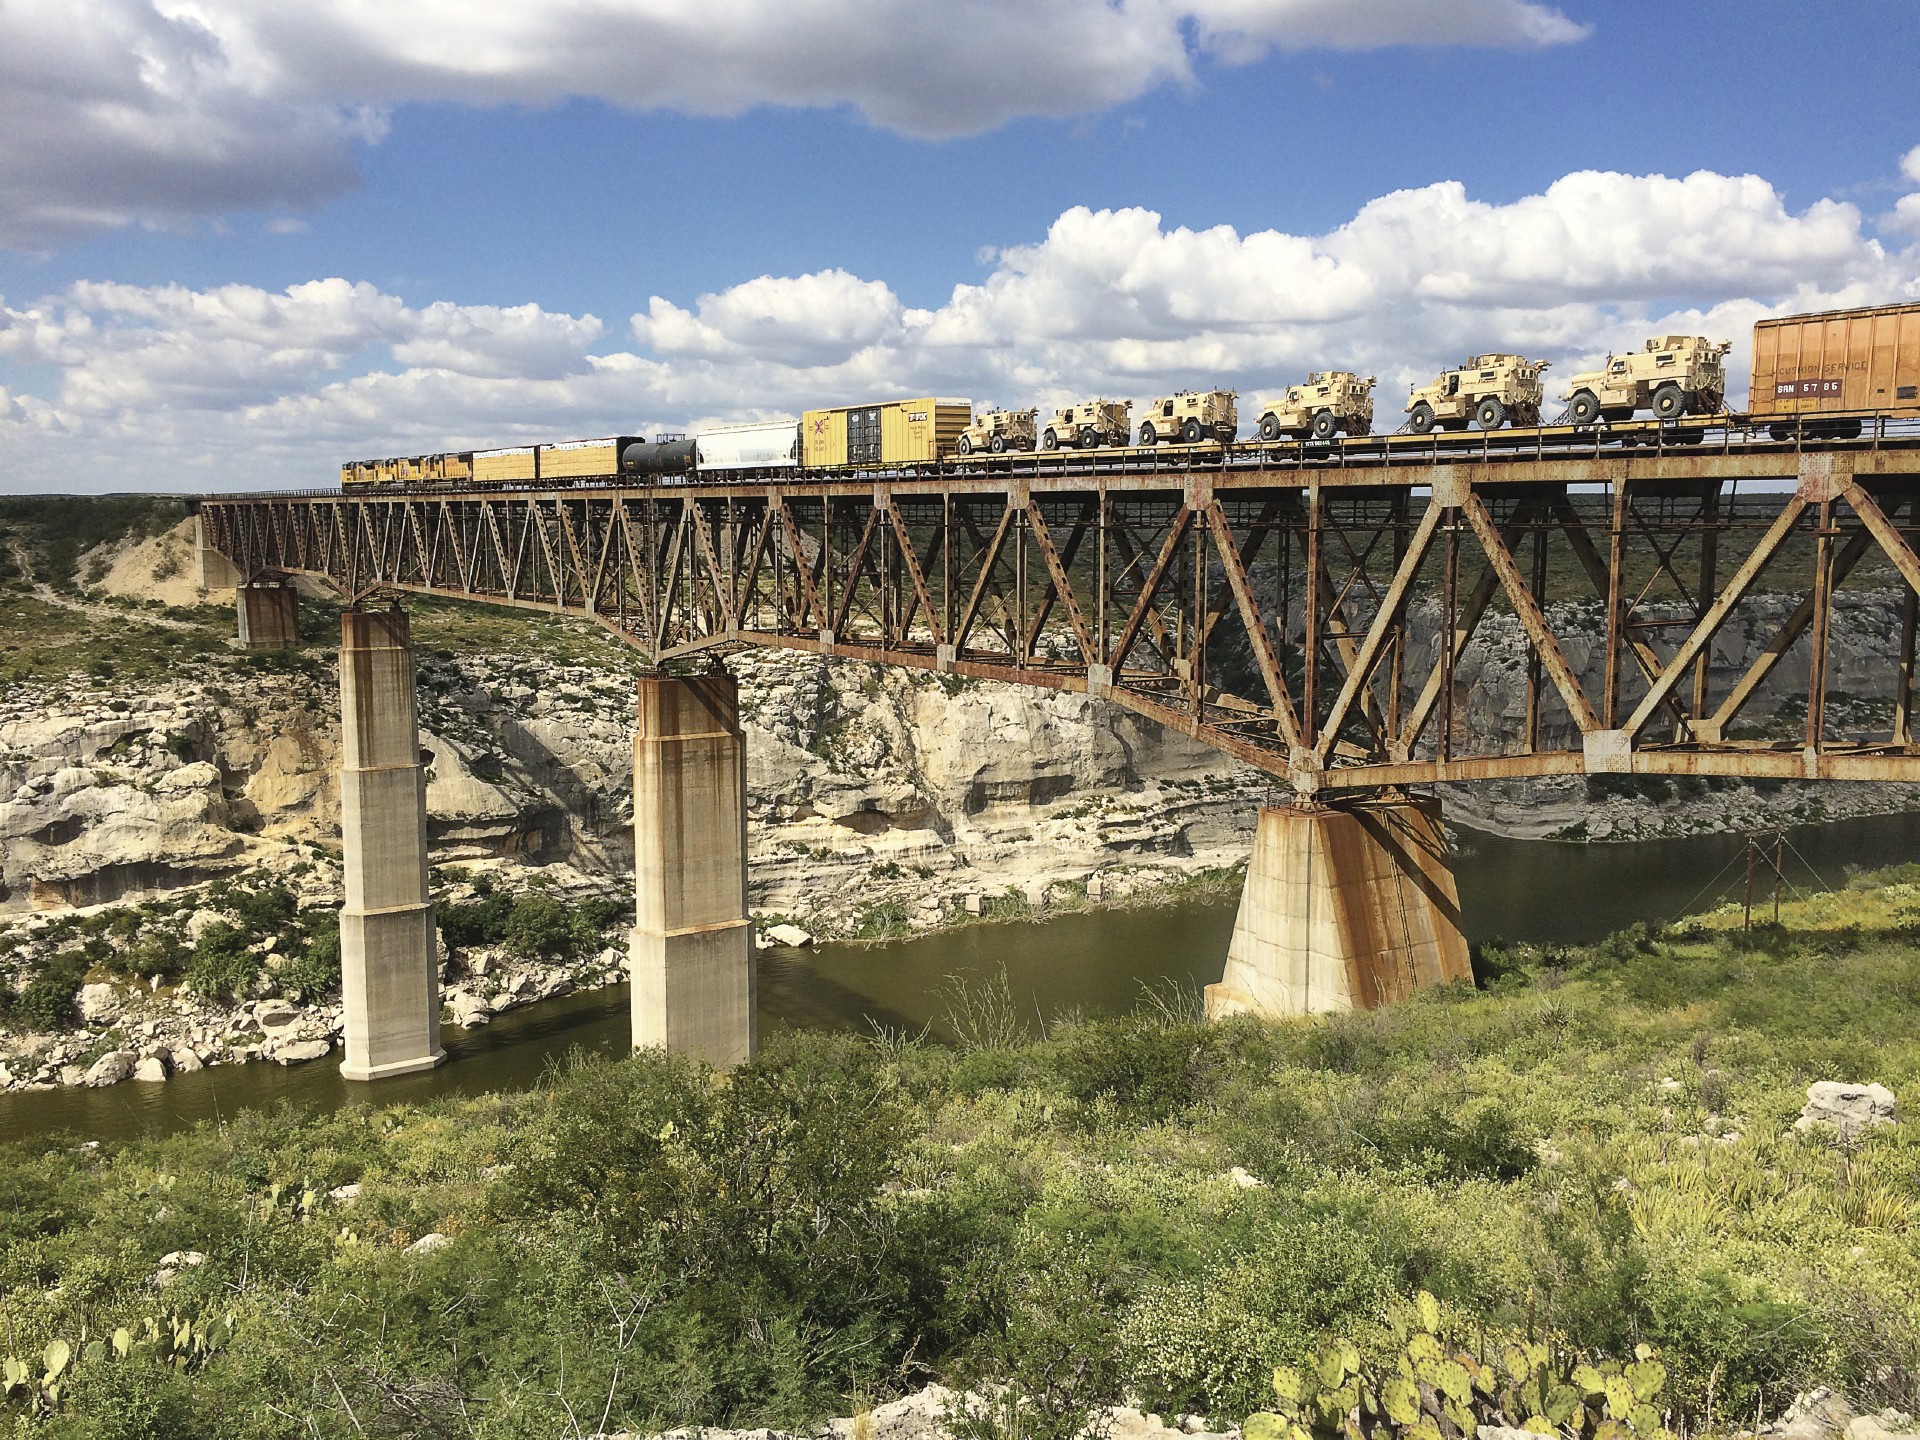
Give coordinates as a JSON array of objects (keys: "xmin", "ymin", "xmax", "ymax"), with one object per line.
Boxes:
[
  {"xmin": 503, "ymin": 892, "xmax": 577, "ymax": 960},
  {"xmin": 231, "ymin": 883, "xmax": 296, "ymax": 935},
  {"xmin": 183, "ymin": 921, "xmax": 258, "ymax": 1003},
  {"xmin": 276, "ymin": 920, "xmax": 341, "ymax": 1002},
  {"xmin": 5, "ymin": 950, "xmax": 88, "ymax": 1031},
  {"xmin": 438, "ymin": 891, "xmax": 512, "ymax": 951}
]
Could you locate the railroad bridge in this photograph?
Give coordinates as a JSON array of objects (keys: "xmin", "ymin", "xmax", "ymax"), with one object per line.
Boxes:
[{"xmin": 196, "ymin": 423, "xmax": 1920, "ymax": 1077}]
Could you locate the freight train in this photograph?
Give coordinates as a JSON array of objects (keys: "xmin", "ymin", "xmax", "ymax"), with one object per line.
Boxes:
[{"xmin": 340, "ymin": 302, "xmax": 1920, "ymax": 488}]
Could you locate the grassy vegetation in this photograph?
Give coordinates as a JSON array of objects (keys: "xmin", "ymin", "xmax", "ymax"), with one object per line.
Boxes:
[
  {"xmin": 0, "ymin": 591, "xmax": 236, "ymax": 687},
  {"xmin": 4, "ymin": 873, "xmax": 1920, "ymax": 1438}
]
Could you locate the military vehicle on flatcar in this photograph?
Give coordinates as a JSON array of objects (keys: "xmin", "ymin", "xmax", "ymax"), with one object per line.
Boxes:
[
  {"xmin": 1564, "ymin": 336, "xmax": 1730, "ymax": 426},
  {"xmin": 959, "ymin": 408, "xmax": 1037, "ymax": 454},
  {"xmin": 1042, "ymin": 399, "xmax": 1131, "ymax": 450},
  {"xmin": 1138, "ymin": 390, "xmax": 1237, "ymax": 445},
  {"xmin": 1257, "ymin": 372, "xmax": 1375, "ymax": 441},
  {"xmin": 1406, "ymin": 355, "xmax": 1547, "ymax": 433}
]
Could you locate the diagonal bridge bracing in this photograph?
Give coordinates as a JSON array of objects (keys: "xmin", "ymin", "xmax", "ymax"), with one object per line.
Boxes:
[{"xmin": 199, "ymin": 442, "xmax": 1920, "ymax": 795}]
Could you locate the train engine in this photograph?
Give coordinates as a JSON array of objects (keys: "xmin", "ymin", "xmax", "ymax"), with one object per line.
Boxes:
[
  {"xmin": 1563, "ymin": 336, "xmax": 1731, "ymax": 426},
  {"xmin": 1256, "ymin": 372, "xmax": 1375, "ymax": 441},
  {"xmin": 1406, "ymin": 355, "xmax": 1547, "ymax": 432}
]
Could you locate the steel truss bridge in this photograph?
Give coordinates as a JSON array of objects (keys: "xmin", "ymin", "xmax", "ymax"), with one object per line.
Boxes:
[{"xmin": 198, "ymin": 425, "xmax": 1920, "ymax": 795}]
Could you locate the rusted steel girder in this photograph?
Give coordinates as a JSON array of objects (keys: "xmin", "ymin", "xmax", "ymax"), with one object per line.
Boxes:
[{"xmin": 197, "ymin": 444, "xmax": 1920, "ymax": 792}]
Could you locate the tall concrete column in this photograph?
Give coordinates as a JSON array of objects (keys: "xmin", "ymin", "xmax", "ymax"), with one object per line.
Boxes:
[
  {"xmin": 236, "ymin": 581, "xmax": 299, "ymax": 649},
  {"xmin": 337, "ymin": 608, "xmax": 444, "ymax": 1081},
  {"xmin": 195, "ymin": 512, "xmax": 239, "ymax": 593},
  {"xmin": 630, "ymin": 670, "xmax": 755, "ymax": 1066},
  {"xmin": 1206, "ymin": 794, "xmax": 1472, "ymax": 1019}
]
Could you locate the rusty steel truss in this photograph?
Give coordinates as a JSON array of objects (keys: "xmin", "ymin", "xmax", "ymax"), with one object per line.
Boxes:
[{"xmin": 198, "ymin": 442, "xmax": 1920, "ymax": 793}]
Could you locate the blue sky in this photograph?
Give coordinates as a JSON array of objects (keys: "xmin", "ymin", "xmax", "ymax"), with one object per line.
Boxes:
[{"xmin": 1, "ymin": 0, "xmax": 1917, "ymax": 490}]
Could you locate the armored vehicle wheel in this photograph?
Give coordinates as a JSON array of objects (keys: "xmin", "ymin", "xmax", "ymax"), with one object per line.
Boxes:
[
  {"xmin": 990, "ymin": 434, "xmax": 1007, "ymax": 454},
  {"xmin": 1310, "ymin": 409, "xmax": 1337, "ymax": 441},
  {"xmin": 1140, "ymin": 422, "xmax": 1158, "ymax": 445},
  {"xmin": 1259, "ymin": 413, "xmax": 1282, "ymax": 441},
  {"xmin": 1569, "ymin": 390, "xmax": 1601, "ymax": 426},
  {"xmin": 1079, "ymin": 428, "xmax": 1100, "ymax": 449},
  {"xmin": 1652, "ymin": 383, "xmax": 1687, "ymax": 420},
  {"xmin": 1408, "ymin": 402, "xmax": 1436, "ymax": 434},
  {"xmin": 958, "ymin": 433, "xmax": 973, "ymax": 455},
  {"xmin": 1041, "ymin": 429, "xmax": 1059, "ymax": 451},
  {"xmin": 1180, "ymin": 419, "xmax": 1203, "ymax": 444},
  {"xmin": 1475, "ymin": 397, "xmax": 1506, "ymax": 429}
]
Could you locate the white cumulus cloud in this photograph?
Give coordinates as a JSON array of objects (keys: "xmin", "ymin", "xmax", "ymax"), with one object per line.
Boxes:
[{"xmin": 0, "ymin": 0, "xmax": 1587, "ymax": 248}]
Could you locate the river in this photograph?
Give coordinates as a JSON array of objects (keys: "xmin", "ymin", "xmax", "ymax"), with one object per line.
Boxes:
[{"xmin": 4, "ymin": 809, "xmax": 1918, "ymax": 1145}]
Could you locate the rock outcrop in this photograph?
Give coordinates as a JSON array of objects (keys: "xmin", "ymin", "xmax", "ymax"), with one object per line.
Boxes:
[{"xmin": 1795, "ymin": 1081, "xmax": 1899, "ymax": 1140}]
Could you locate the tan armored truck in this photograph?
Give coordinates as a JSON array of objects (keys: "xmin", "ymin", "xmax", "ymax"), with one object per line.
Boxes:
[
  {"xmin": 957, "ymin": 408, "xmax": 1038, "ymax": 454},
  {"xmin": 1563, "ymin": 336, "xmax": 1732, "ymax": 425},
  {"xmin": 1406, "ymin": 355, "xmax": 1548, "ymax": 433},
  {"xmin": 1257, "ymin": 371, "xmax": 1376, "ymax": 441},
  {"xmin": 1139, "ymin": 389, "xmax": 1237, "ymax": 445},
  {"xmin": 1042, "ymin": 398, "xmax": 1131, "ymax": 450}
]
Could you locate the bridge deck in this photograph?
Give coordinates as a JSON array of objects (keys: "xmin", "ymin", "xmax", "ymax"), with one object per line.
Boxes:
[{"xmin": 199, "ymin": 430, "xmax": 1920, "ymax": 793}]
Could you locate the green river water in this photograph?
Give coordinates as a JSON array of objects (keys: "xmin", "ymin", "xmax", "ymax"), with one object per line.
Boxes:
[{"xmin": 4, "ymin": 810, "xmax": 1918, "ymax": 1145}]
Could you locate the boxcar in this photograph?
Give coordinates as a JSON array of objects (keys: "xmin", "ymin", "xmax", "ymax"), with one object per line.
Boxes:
[
  {"xmin": 800, "ymin": 398, "xmax": 972, "ymax": 468},
  {"xmin": 1751, "ymin": 303, "xmax": 1920, "ymax": 426},
  {"xmin": 538, "ymin": 437, "xmax": 639, "ymax": 481}
]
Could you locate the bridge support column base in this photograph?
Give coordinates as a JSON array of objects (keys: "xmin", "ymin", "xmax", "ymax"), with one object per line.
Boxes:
[
  {"xmin": 630, "ymin": 672, "xmax": 754, "ymax": 1067},
  {"xmin": 237, "ymin": 581, "xmax": 299, "ymax": 650},
  {"xmin": 1205, "ymin": 794, "xmax": 1470, "ymax": 1020},
  {"xmin": 337, "ymin": 610, "xmax": 444, "ymax": 1081},
  {"xmin": 195, "ymin": 513, "xmax": 239, "ymax": 592}
]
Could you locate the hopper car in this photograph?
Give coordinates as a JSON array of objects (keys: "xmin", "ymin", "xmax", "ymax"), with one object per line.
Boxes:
[{"xmin": 340, "ymin": 302, "xmax": 1920, "ymax": 489}]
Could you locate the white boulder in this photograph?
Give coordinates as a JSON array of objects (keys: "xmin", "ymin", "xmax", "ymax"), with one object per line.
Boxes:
[
  {"xmin": 84, "ymin": 1050, "xmax": 135, "ymax": 1086},
  {"xmin": 77, "ymin": 983, "xmax": 121, "ymax": 1024},
  {"xmin": 1797, "ymin": 1082, "xmax": 1898, "ymax": 1140}
]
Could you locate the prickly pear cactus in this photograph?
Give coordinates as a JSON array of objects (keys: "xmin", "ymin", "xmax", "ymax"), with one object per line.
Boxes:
[
  {"xmin": 1241, "ymin": 1292, "xmax": 1672, "ymax": 1440},
  {"xmin": 2, "ymin": 1309, "xmax": 236, "ymax": 1417}
]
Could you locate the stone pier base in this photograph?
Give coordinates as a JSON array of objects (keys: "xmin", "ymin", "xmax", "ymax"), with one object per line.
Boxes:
[
  {"xmin": 630, "ymin": 671, "xmax": 755, "ymax": 1067},
  {"xmin": 337, "ymin": 609, "xmax": 445, "ymax": 1081},
  {"xmin": 195, "ymin": 513, "xmax": 239, "ymax": 592},
  {"xmin": 237, "ymin": 581, "xmax": 299, "ymax": 649},
  {"xmin": 1206, "ymin": 795, "xmax": 1471, "ymax": 1019}
]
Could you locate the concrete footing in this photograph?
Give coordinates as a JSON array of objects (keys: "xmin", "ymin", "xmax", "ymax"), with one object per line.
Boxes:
[
  {"xmin": 195, "ymin": 513, "xmax": 239, "ymax": 592},
  {"xmin": 236, "ymin": 581, "xmax": 299, "ymax": 649},
  {"xmin": 337, "ymin": 609, "xmax": 445, "ymax": 1081},
  {"xmin": 629, "ymin": 671, "xmax": 755, "ymax": 1067},
  {"xmin": 1205, "ymin": 795, "xmax": 1471, "ymax": 1019}
]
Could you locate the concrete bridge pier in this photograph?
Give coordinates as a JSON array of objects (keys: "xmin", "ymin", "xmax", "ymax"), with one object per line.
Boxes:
[
  {"xmin": 336, "ymin": 608, "xmax": 445, "ymax": 1080},
  {"xmin": 630, "ymin": 670, "xmax": 755, "ymax": 1067},
  {"xmin": 1205, "ymin": 794, "xmax": 1472, "ymax": 1019},
  {"xmin": 194, "ymin": 513, "xmax": 239, "ymax": 592},
  {"xmin": 236, "ymin": 580, "xmax": 299, "ymax": 649}
]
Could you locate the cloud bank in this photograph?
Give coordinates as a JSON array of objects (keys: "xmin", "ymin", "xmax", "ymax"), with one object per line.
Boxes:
[
  {"xmin": 0, "ymin": 0, "xmax": 1585, "ymax": 247},
  {"xmin": 4, "ymin": 160, "xmax": 1919, "ymax": 492}
]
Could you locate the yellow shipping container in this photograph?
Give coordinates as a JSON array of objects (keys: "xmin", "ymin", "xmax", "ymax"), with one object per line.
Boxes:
[{"xmin": 801, "ymin": 398, "xmax": 972, "ymax": 468}]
